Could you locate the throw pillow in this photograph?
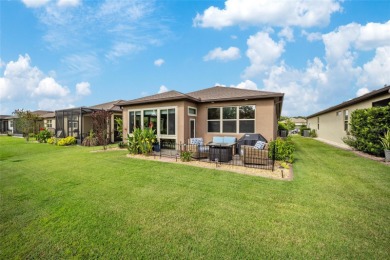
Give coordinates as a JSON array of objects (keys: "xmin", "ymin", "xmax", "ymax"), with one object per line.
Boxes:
[{"xmin": 254, "ymin": 141, "xmax": 266, "ymax": 150}]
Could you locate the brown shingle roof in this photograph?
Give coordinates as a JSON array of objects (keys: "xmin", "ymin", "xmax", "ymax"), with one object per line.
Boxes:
[
  {"xmin": 118, "ymin": 86, "xmax": 283, "ymax": 106},
  {"xmin": 40, "ymin": 112, "xmax": 55, "ymax": 118},
  {"xmin": 187, "ymin": 86, "xmax": 283, "ymax": 101},
  {"xmin": 117, "ymin": 91, "xmax": 199, "ymax": 106},
  {"xmin": 89, "ymin": 100, "xmax": 124, "ymax": 112}
]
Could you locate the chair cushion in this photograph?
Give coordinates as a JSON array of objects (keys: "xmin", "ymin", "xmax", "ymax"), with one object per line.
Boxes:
[
  {"xmin": 254, "ymin": 141, "xmax": 266, "ymax": 150},
  {"xmin": 190, "ymin": 138, "xmax": 203, "ymax": 145},
  {"xmin": 213, "ymin": 136, "xmax": 224, "ymax": 143},
  {"xmin": 223, "ymin": 136, "xmax": 236, "ymax": 144}
]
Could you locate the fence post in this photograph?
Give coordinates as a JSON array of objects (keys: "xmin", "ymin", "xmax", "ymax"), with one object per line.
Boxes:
[{"xmin": 272, "ymin": 142, "xmax": 276, "ymax": 172}]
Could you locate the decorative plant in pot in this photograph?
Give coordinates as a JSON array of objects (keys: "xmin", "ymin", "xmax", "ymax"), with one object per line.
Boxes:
[{"xmin": 379, "ymin": 130, "xmax": 390, "ymax": 162}]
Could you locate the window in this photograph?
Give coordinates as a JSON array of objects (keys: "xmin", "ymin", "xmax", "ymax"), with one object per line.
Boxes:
[
  {"xmin": 188, "ymin": 107, "xmax": 197, "ymax": 116},
  {"xmin": 143, "ymin": 110, "xmax": 157, "ymax": 132},
  {"xmin": 208, "ymin": 108, "xmax": 220, "ymax": 132},
  {"xmin": 46, "ymin": 119, "xmax": 52, "ymax": 128},
  {"xmin": 129, "ymin": 108, "xmax": 176, "ymax": 136},
  {"xmin": 336, "ymin": 111, "xmax": 341, "ymax": 116},
  {"xmin": 344, "ymin": 109, "xmax": 349, "ymax": 131},
  {"xmin": 207, "ymin": 105, "xmax": 256, "ymax": 133},
  {"xmin": 129, "ymin": 111, "xmax": 141, "ymax": 133},
  {"xmin": 239, "ymin": 105, "xmax": 255, "ymax": 133},
  {"xmin": 10, "ymin": 120, "xmax": 13, "ymax": 128},
  {"xmin": 160, "ymin": 109, "xmax": 175, "ymax": 135},
  {"xmin": 317, "ymin": 117, "xmax": 320, "ymax": 130}
]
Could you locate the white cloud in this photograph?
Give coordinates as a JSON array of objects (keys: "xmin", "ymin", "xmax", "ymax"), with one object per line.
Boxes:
[
  {"xmin": 57, "ymin": 0, "xmax": 80, "ymax": 7},
  {"xmin": 302, "ymin": 30, "xmax": 322, "ymax": 42},
  {"xmin": 22, "ymin": 0, "xmax": 51, "ymax": 8},
  {"xmin": 154, "ymin": 59, "xmax": 165, "ymax": 67},
  {"xmin": 203, "ymin": 47, "xmax": 241, "ymax": 62},
  {"xmin": 193, "ymin": 0, "xmax": 341, "ymax": 29},
  {"xmin": 62, "ymin": 53, "xmax": 100, "ymax": 76},
  {"xmin": 231, "ymin": 80, "xmax": 258, "ymax": 90},
  {"xmin": 278, "ymin": 27, "xmax": 294, "ymax": 42},
  {"xmin": 158, "ymin": 85, "xmax": 168, "ymax": 93},
  {"xmin": 243, "ymin": 32, "xmax": 285, "ymax": 78},
  {"xmin": 33, "ymin": 77, "xmax": 70, "ymax": 97},
  {"xmin": 358, "ymin": 46, "xmax": 390, "ymax": 87},
  {"xmin": 106, "ymin": 42, "xmax": 143, "ymax": 60},
  {"xmin": 0, "ymin": 54, "xmax": 90, "ymax": 113},
  {"xmin": 76, "ymin": 82, "xmax": 91, "ymax": 96},
  {"xmin": 356, "ymin": 88, "xmax": 369, "ymax": 97},
  {"xmin": 356, "ymin": 21, "xmax": 390, "ymax": 50}
]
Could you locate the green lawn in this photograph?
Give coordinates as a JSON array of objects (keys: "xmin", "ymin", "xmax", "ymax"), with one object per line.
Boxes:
[{"xmin": 1, "ymin": 136, "xmax": 389, "ymax": 258}]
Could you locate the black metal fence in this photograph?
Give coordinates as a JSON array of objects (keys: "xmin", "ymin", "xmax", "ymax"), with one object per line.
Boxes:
[{"xmin": 152, "ymin": 142, "xmax": 276, "ymax": 171}]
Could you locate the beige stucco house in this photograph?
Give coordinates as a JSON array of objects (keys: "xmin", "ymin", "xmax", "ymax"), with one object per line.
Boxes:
[
  {"xmin": 118, "ymin": 86, "xmax": 284, "ymax": 145},
  {"xmin": 307, "ymin": 85, "xmax": 390, "ymax": 146},
  {"xmin": 41, "ymin": 112, "xmax": 56, "ymax": 134}
]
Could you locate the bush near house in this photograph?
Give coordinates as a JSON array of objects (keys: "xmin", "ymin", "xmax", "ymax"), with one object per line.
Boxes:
[
  {"xmin": 269, "ymin": 136, "xmax": 295, "ymax": 163},
  {"xmin": 344, "ymin": 105, "xmax": 390, "ymax": 156},
  {"xmin": 48, "ymin": 136, "xmax": 77, "ymax": 146},
  {"xmin": 36, "ymin": 129, "xmax": 52, "ymax": 143},
  {"xmin": 127, "ymin": 128, "xmax": 156, "ymax": 155}
]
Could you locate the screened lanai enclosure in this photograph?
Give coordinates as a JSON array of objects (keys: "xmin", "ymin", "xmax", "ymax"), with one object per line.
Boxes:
[{"xmin": 55, "ymin": 107, "xmax": 122, "ymax": 144}]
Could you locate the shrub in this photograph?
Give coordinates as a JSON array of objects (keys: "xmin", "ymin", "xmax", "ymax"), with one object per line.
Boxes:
[
  {"xmin": 180, "ymin": 151, "xmax": 192, "ymax": 162},
  {"xmin": 379, "ymin": 130, "xmax": 390, "ymax": 150},
  {"xmin": 47, "ymin": 137, "xmax": 57, "ymax": 145},
  {"xmin": 36, "ymin": 129, "xmax": 52, "ymax": 143},
  {"xmin": 310, "ymin": 129, "xmax": 317, "ymax": 138},
  {"xmin": 345, "ymin": 105, "xmax": 390, "ymax": 156},
  {"xmin": 57, "ymin": 136, "xmax": 77, "ymax": 146},
  {"xmin": 127, "ymin": 128, "xmax": 156, "ymax": 155},
  {"xmin": 118, "ymin": 141, "xmax": 126, "ymax": 149},
  {"xmin": 82, "ymin": 130, "xmax": 98, "ymax": 147},
  {"xmin": 269, "ymin": 136, "xmax": 295, "ymax": 163}
]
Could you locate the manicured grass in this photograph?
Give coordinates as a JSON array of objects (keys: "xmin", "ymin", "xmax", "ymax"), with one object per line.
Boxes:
[{"xmin": 1, "ymin": 136, "xmax": 389, "ymax": 258}]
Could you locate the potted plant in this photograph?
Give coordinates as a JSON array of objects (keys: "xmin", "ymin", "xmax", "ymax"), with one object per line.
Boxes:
[{"xmin": 379, "ymin": 130, "xmax": 390, "ymax": 162}]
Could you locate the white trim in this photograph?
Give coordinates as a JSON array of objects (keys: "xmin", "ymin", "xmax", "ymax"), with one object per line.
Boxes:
[
  {"xmin": 188, "ymin": 106, "xmax": 197, "ymax": 116},
  {"xmin": 189, "ymin": 118, "xmax": 196, "ymax": 138}
]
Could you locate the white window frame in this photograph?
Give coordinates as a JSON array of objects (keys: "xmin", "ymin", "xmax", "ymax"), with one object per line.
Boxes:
[
  {"xmin": 207, "ymin": 105, "xmax": 256, "ymax": 134},
  {"xmin": 128, "ymin": 106, "xmax": 178, "ymax": 140},
  {"xmin": 188, "ymin": 106, "xmax": 197, "ymax": 116}
]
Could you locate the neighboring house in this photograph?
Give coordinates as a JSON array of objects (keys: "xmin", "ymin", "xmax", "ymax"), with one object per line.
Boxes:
[
  {"xmin": 6, "ymin": 110, "xmax": 52, "ymax": 135},
  {"xmin": 40, "ymin": 112, "xmax": 56, "ymax": 134},
  {"xmin": 290, "ymin": 117, "xmax": 306, "ymax": 127},
  {"xmin": 0, "ymin": 115, "xmax": 11, "ymax": 134},
  {"xmin": 118, "ymin": 86, "xmax": 284, "ymax": 145},
  {"xmin": 307, "ymin": 85, "xmax": 390, "ymax": 146},
  {"xmin": 55, "ymin": 100, "xmax": 123, "ymax": 143}
]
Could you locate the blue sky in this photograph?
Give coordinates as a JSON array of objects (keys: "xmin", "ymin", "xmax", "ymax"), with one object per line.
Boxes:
[{"xmin": 1, "ymin": 0, "xmax": 389, "ymax": 116}]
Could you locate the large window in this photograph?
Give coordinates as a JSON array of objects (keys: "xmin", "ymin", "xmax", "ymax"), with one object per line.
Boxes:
[
  {"xmin": 239, "ymin": 105, "xmax": 255, "ymax": 133},
  {"xmin": 208, "ymin": 105, "xmax": 255, "ymax": 133},
  {"xmin": 160, "ymin": 109, "xmax": 175, "ymax": 135},
  {"xmin": 129, "ymin": 108, "xmax": 176, "ymax": 136},
  {"xmin": 46, "ymin": 119, "xmax": 52, "ymax": 128},
  {"xmin": 223, "ymin": 107, "xmax": 237, "ymax": 133},
  {"xmin": 208, "ymin": 108, "xmax": 220, "ymax": 133},
  {"xmin": 129, "ymin": 111, "xmax": 141, "ymax": 133}
]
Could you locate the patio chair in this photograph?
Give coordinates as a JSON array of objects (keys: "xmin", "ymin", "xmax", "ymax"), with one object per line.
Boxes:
[
  {"xmin": 188, "ymin": 138, "xmax": 209, "ymax": 159},
  {"xmin": 242, "ymin": 141, "xmax": 269, "ymax": 165}
]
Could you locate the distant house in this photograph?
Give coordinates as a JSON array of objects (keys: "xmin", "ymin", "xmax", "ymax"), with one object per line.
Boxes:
[
  {"xmin": 0, "ymin": 115, "xmax": 11, "ymax": 134},
  {"xmin": 307, "ymin": 85, "xmax": 390, "ymax": 146},
  {"xmin": 40, "ymin": 112, "xmax": 56, "ymax": 134},
  {"xmin": 55, "ymin": 100, "xmax": 123, "ymax": 143},
  {"xmin": 118, "ymin": 86, "xmax": 284, "ymax": 145},
  {"xmin": 5, "ymin": 110, "xmax": 52, "ymax": 135}
]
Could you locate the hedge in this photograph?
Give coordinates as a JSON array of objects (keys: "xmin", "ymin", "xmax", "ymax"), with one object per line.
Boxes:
[{"xmin": 346, "ymin": 104, "xmax": 390, "ymax": 156}]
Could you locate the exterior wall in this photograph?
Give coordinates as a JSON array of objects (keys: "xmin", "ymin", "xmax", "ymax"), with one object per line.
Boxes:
[
  {"xmin": 122, "ymin": 98, "xmax": 278, "ymax": 144},
  {"xmin": 44, "ymin": 118, "xmax": 56, "ymax": 134},
  {"xmin": 307, "ymin": 93, "xmax": 390, "ymax": 145}
]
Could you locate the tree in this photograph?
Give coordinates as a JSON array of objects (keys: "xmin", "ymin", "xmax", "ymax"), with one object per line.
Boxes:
[
  {"xmin": 284, "ymin": 118, "xmax": 296, "ymax": 131},
  {"xmin": 12, "ymin": 109, "xmax": 40, "ymax": 141},
  {"xmin": 91, "ymin": 110, "xmax": 112, "ymax": 150}
]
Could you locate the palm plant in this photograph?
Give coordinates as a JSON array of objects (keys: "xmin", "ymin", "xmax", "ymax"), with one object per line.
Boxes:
[{"xmin": 379, "ymin": 130, "xmax": 390, "ymax": 150}]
